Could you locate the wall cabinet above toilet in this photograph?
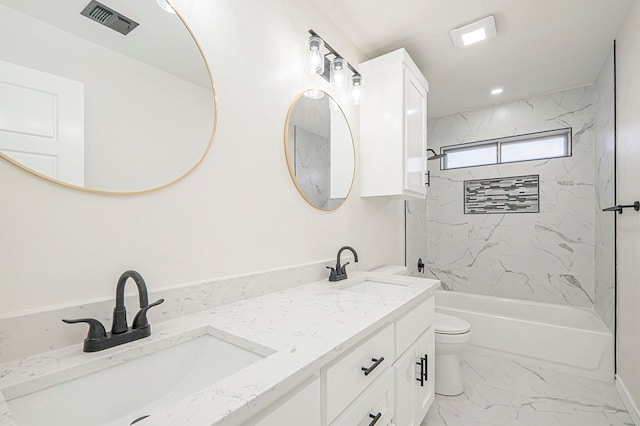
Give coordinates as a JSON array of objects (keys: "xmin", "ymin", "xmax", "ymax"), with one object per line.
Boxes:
[{"xmin": 360, "ymin": 48, "xmax": 429, "ymax": 199}]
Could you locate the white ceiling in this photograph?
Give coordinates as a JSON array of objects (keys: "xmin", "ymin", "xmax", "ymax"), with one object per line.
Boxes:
[
  {"xmin": 0, "ymin": 0, "xmax": 210, "ymax": 88},
  {"xmin": 311, "ymin": 0, "xmax": 635, "ymax": 117}
]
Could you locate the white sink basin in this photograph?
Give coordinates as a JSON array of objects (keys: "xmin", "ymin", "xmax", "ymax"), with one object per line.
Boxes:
[
  {"xmin": 341, "ymin": 280, "xmax": 410, "ymax": 298},
  {"xmin": 6, "ymin": 328, "xmax": 270, "ymax": 426}
]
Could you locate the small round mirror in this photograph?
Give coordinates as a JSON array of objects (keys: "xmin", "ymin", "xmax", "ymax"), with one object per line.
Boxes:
[{"xmin": 285, "ymin": 90, "xmax": 355, "ymax": 210}]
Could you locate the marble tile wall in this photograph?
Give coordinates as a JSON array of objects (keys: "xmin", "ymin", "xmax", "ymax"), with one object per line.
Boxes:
[
  {"xmin": 294, "ymin": 126, "xmax": 331, "ymax": 208},
  {"xmin": 407, "ymin": 85, "xmax": 596, "ymax": 308},
  {"xmin": 593, "ymin": 47, "xmax": 616, "ymax": 331}
]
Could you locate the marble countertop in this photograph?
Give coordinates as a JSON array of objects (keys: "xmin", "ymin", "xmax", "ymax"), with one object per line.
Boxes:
[{"xmin": 0, "ymin": 271, "xmax": 439, "ymax": 426}]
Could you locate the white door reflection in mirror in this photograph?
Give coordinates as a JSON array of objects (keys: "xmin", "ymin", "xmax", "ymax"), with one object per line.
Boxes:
[
  {"xmin": 0, "ymin": 60, "xmax": 84, "ymax": 186},
  {"xmin": 285, "ymin": 91, "xmax": 355, "ymax": 211}
]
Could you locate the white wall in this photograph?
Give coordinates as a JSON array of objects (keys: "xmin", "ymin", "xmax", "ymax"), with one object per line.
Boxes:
[
  {"xmin": 0, "ymin": 3, "xmax": 213, "ymax": 192},
  {"xmin": 408, "ymin": 86, "xmax": 596, "ymax": 308},
  {"xmin": 615, "ymin": 0, "xmax": 640, "ymax": 410},
  {"xmin": 0, "ymin": 0, "xmax": 404, "ymax": 315}
]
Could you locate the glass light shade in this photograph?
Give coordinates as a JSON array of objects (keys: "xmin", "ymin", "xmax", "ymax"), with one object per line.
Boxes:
[
  {"xmin": 303, "ymin": 89, "xmax": 325, "ymax": 100},
  {"xmin": 331, "ymin": 57, "xmax": 347, "ymax": 89},
  {"xmin": 307, "ymin": 36, "xmax": 325, "ymax": 75},
  {"xmin": 351, "ymin": 74, "xmax": 363, "ymax": 105}
]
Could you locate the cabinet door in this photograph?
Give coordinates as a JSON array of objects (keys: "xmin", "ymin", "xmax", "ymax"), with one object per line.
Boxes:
[
  {"xmin": 393, "ymin": 342, "xmax": 419, "ymax": 426},
  {"xmin": 403, "ymin": 68, "xmax": 427, "ymax": 196},
  {"xmin": 394, "ymin": 327, "xmax": 435, "ymax": 426},
  {"xmin": 415, "ymin": 327, "xmax": 435, "ymax": 424}
]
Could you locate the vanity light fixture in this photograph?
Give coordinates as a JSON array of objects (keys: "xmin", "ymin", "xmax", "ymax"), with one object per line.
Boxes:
[
  {"xmin": 331, "ymin": 57, "xmax": 348, "ymax": 89},
  {"xmin": 491, "ymin": 88, "xmax": 504, "ymax": 95},
  {"xmin": 156, "ymin": 0, "xmax": 176, "ymax": 14},
  {"xmin": 351, "ymin": 74, "xmax": 363, "ymax": 105},
  {"xmin": 307, "ymin": 35, "xmax": 325, "ymax": 76},
  {"xmin": 450, "ymin": 16, "xmax": 497, "ymax": 48},
  {"xmin": 307, "ymin": 29, "xmax": 363, "ymax": 105}
]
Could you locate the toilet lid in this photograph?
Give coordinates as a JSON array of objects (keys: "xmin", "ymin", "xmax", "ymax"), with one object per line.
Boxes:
[{"xmin": 435, "ymin": 313, "xmax": 471, "ymax": 335}]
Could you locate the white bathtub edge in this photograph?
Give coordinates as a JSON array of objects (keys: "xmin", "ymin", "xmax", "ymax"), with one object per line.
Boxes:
[
  {"xmin": 463, "ymin": 344, "xmax": 613, "ymax": 383},
  {"xmin": 615, "ymin": 375, "xmax": 640, "ymax": 425}
]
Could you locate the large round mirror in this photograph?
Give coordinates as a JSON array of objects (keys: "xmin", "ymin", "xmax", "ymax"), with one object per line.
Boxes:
[
  {"xmin": 285, "ymin": 91, "xmax": 355, "ymax": 211},
  {"xmin": 0, "ymin": 0, "xmax": 215, "ymax": 193}
]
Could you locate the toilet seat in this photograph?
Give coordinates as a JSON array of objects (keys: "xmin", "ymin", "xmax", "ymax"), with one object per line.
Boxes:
[{"xmin": 435, "ymin": 313, "xmax": 471, "ymax": 335}]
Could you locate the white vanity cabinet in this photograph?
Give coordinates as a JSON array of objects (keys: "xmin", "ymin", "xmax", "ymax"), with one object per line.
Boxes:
[
  {"xmin": 360, "ymin": 48, "xmax": 429, "ymax": 199},
  {"xmin": 245, "ymin": 294, "xmax": 435, "ymax": 426},
  {"xmin": 324, "ymin": 295, "xmax": 435, "ymax": 426}
]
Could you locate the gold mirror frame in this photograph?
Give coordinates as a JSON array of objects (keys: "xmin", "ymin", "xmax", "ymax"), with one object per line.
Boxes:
[
  {"xmin": 0, "ymin": 0, "xmax": 217, "ymax": 195},
  {"xmin": 284, "ymin": 90, "xmax": 355, "ymax": 211}
]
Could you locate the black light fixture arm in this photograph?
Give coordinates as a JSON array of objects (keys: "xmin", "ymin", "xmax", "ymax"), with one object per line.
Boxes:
[{"xmin": 308, "ymin": 29, "xmax": 360, "ymax": 77}]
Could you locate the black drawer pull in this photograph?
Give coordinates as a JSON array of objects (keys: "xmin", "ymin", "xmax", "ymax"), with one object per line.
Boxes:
[
  {"xmin": 416, "ymin": 357, "xmax": 424, "ymax": 387},
  {"xmin": 424, "ymin": 354, "xmax": 429, "ymax": 381},
  {"xmin": 361, "ymin": 357, "xmax": 384, "ymax": 376},
  {"xmin": 368, "ymin": 412, "xmax": 382, "ymax": 426}
]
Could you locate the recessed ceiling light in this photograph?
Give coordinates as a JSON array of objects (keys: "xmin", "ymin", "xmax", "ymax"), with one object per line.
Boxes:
[
  {"xmin": 491, "ymin": 88, "xmax": 503, "ymax": 95},
  {"xmin": 451, "ymin": 16, "xmax": 497, "ymax": 48}
]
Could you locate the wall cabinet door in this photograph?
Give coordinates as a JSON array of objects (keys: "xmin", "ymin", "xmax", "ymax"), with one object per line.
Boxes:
[{"xmin": 403, "ymin": 68, "xmax": 427, "ymax": 196}]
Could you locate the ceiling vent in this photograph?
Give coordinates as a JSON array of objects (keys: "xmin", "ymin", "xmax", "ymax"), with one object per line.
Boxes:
[{"xmin": 80, "ymin": 1, "xmax": 139, "ymax": 35}]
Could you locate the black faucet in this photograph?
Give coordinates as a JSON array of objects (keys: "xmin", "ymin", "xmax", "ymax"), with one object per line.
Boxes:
[
  {"xmin": 327, "ymin": 246, "xmax": 359, "ymax": 281},
  {"xmin": 63, "ymin": 270, "xmax": 164, "ymax": 352}
]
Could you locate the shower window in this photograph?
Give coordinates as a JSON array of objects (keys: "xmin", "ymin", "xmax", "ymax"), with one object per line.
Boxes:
[{"xmin": 440, "ymin": 128, "xmax": 572, "ymax": 170}]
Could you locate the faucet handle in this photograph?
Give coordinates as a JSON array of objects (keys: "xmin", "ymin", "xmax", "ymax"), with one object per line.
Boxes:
[
  {"xmin": 132, "ymin": 299, "xmax": 164, "ymax": 330},
  {"xmin": 62, "ymin": 318, "xmax": 107, "ymax": 341},
  {"xmin": 326, "ymin": 266, "xmax": 338, "ymax": 281},
  {"xmin": 340, "ymin": 261, "xmax": 351, "ymax": 274}
]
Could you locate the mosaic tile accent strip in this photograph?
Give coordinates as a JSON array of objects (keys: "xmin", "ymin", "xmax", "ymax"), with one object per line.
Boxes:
[{"xmin": 464, "ymin": 175, "xmax": 539, "ymax": 214}]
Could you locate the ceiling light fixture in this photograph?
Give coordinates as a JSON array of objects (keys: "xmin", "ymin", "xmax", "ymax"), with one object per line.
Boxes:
[
  {"xmin": 450, "ymin": 16, "xmax": 497, "ymax": 48},
  {"xmin": 491, "ymin": 88, "xmax": 503, "ymax": 95},
  {"xmin": 307, "ymin": 29, "xmax": 363, "ymax": 105}
]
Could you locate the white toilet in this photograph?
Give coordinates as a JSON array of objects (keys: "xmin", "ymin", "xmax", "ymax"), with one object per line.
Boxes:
[{"xmin": 434, "ymin": 313, "xmax": 472, "ymax": 396}]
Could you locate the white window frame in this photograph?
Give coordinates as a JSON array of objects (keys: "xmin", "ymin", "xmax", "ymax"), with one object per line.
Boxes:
[{"xmin": 440, "ymin": 128, "xmax": 572, "ymax": 170}]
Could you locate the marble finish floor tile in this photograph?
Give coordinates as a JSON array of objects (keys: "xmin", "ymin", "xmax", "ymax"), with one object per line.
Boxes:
[{"xmin": 423, "ymin": 352, "xmax": 633, "ymax": 426}]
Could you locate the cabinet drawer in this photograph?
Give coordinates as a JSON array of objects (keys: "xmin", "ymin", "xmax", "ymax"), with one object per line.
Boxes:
[
  {"xmin": 325, "ymin": 323, "xmax": 395, "ymax": 422},
  {"xmin": 395, "ymin": 296, "xmax": 434, "ymax": 356},
  {"xmin": 330, "ymin": 368, "xmax": 395, "ymax": 426}
]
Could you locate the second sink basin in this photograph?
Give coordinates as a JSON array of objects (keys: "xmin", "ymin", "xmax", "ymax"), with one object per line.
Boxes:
[{"xmin": 5, "ymin": 327, "xmax": 272, "ymax": 426}]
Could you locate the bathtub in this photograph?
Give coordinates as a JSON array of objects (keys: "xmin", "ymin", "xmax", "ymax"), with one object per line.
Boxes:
[{"xmin": 435, "ymin": 290, "xmax": 614, "ymax": 382}]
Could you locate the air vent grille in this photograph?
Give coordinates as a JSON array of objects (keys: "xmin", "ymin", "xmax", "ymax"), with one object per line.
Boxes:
[
  {"xmin": 88, "ymin": 5, "xmax": 112, "ymax": 23},
  {"xmin": 80, "ymin": 1, "xmax": 139, "ymax": 36}
]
